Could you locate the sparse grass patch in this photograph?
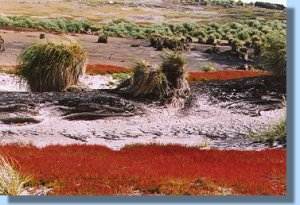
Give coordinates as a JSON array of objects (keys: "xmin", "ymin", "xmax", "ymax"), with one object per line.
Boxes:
[
  {"xmin": 18, "ymin": 41, "xmax": 87, "ymax": 92},
  {"xmin": 200, "ymin": 63, "xmax": 217, "ymax": 72},
  {"xmin": 0, "ymin": 156, "xmax": 31, "ymax": 195},
  {"xmin": 250, "ymin": 120, "xmax": 286, "ymax": 147},
  {"xmin": 112, "ymin": 72, "xmax": 131, "ymax": 81}
]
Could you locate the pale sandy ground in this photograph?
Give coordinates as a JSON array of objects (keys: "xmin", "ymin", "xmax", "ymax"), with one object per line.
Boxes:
[{"xmin": 0, "ymin": 73, "xmax": 285, "ymax": 150}]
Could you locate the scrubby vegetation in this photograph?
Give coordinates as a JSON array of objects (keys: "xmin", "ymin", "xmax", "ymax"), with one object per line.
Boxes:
[
  {"xmin": 0, "ymin": 156, "xmax": 31, "ymax": 195},
  {"xmin": 0, "ymin": 16, "xmax": 285, "ymax": 47},
  {"xmin": 251, "ymin": 120, "xmax": 286, "ymax": 147},
  {"xmin": 0, "ymin": 16, "xmax": 94, "ymax": 33},
  {"xmin": 0, "ymin": 16, "xmax": 286, "ymax": 62},
  {"xmin": 149, "ymin": 34, "xmax": 190, "ymax": 51},
  {"xmin": 18, "ymin": 41, "xmax": 87, "ymax": 92},
  {"xmin": 260, "ymin": 31, "xmax": 286, "ymax": 78}
]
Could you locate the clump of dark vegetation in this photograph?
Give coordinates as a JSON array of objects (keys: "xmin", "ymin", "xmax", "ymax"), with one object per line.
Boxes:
[
  {"xmin": 39, "ymin": 33, "xmax": 45, "ymax": 39},
  {"xmin": 117, "ymin": 51, "xmax": 190, "ymax": 107},
  {"xmin": 251, "ymin": 120, "xmax": 286, "ymax": 147},
  {"xmin": 18, "ymin": 41, "xmax": 87, "ymax": 92},
  {"xmin": 0, "ymin": 16, "xmax": 94, "ymax": 33},
  {"xmin": 254, "ymin": 2, "xmax": 285, "ymax": 10},
  {"xmin": 149, "ymin": 34, "xmax": 190, "ymax": 51},
  {"xmin": 181, "ymin": 0, "xmax": 245, "ymax": 7},
  {"xmin": 0, "ymin": 35, "xmax": 5, "ymax": 52},
  {"xmin": 97, "ymin": 32, "xmax": 108, "ymax": 43},
  {"xmin": 260, "ymin": 31, "xmax": 286, "ymax": 78}
]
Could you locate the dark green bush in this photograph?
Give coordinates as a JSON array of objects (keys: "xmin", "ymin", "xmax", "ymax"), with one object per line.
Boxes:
[{"xmin": 260, "ymin": 31, "xmax": 286, "ymax": 77}]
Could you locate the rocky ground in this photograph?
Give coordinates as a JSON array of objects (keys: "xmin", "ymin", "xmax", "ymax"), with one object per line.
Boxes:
[{"xmin": 0, "ymin": 72, "xmax": 285, "ymax": 150}]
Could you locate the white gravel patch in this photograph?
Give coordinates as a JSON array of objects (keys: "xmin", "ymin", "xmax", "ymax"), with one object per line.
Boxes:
[
  {"xmin": 0, "ymin": 73, "xmax": 117, "ymax": 91},
  {"xmin": 0, "ymin": 73, "xmax": 27, "ymax": 92}
]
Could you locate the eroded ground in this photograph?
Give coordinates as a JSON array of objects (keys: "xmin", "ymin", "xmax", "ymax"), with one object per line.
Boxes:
[{"xmin": 0, "ymin": 73, "xmax": 285, "ymax": 150}]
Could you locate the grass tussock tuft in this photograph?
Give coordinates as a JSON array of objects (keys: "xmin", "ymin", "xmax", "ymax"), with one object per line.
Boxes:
[
  {"xmin": 117, "ymin": 51, "xmax": 190, "ymax": 107},
  {"xmin": 118, "ymin": 61, "xmax": 168, "ymax": 99},
  {"xmin": 161, "ymin": 51, "xmax": 190, "ymax": 107},
  {"xmin": 0, "ymin": 156, "xmax": 31, "ymax": 195},
  {"xmin": 18, "ymin": 41, "xmax": 87, "ymax": 92}
]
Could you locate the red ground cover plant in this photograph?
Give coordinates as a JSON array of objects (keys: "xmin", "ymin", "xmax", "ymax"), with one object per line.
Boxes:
[
  {"xmin": 0, "ymin": 144, "xmax": 286, "ymax": 196},
  {"xmin": 86, "ymin": 64, "xmax": 131, "ymax": 75},
  {"xmin": 188, "ymin": 70, "xmax": 270, "ymax": 81},
  {"xmin": 85, "ymin": 64, "xmax": 269, "ymax": 81},
  {"xmin": 3, "ymin": 64, "xmax": 269, "ymax": 81}
]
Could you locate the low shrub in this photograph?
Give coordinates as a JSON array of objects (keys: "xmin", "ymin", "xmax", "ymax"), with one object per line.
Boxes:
[
  {"xmin": 18, "ymin": 41, "xmax": 87, "ymax": 92},
  {"xmin": 0, "ymin": 16, "xmax": 93, "ymax": 33},
  {"xmin": 97, "ymin": 33, "xmax": 108, "ymax": 43},
  {"xmin": 260, "ymin": 31, "xmax": 286, "ymax": 77},
  {"xmin": 149, "ymin": 34, "xmax": 189, "ymax": 51}
]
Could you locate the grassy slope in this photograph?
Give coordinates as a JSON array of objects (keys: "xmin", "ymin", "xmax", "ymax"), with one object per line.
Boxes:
[{"xmin": 0, "ymin": 0, "xmax": 286, "ymax": 24}]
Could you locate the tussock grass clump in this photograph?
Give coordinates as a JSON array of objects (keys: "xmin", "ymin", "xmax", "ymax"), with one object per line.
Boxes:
[
  {"xmin": 161, "ymin": 51, "xmax": 186, "ymax": 89},
  {"xmin": 0, "ymin": 156, "xmax": 31, "ymax": 195},
  {"xmin": 97, "ymin": 32, "xmax": 108, "ymax": 43},
  {"xmin": 18, "ymin": 41, "xmax": 87, "ymax": 92},
  {"xmin": 118, "ymin": 61, "xmax": 168, "ymax": 99},
  {"xmin": 118, "ymin": 51, "xmax": 190, "ymax": 107},
  {"xmin": 149, "ymin": 34, "xmax": 189, "ymax": 51},
  {"xmin": 161, "ymin": 51, "xmax": 190, "ymax": 107}
]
